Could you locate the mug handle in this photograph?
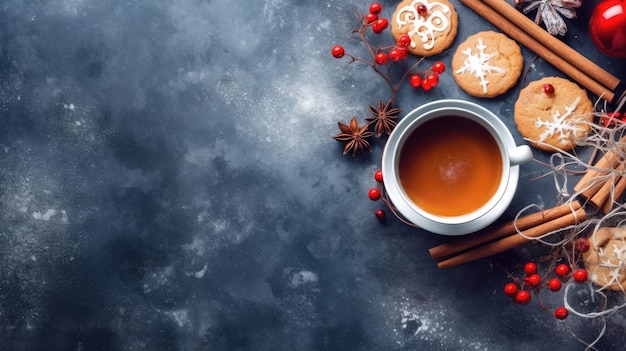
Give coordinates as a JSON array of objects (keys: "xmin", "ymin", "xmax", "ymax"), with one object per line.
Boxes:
[{"xmin": 509, "ymin": 145, "xmax": 533, "ymax": 166}]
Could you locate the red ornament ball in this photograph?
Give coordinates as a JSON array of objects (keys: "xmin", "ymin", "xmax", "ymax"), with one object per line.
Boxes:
[{"xmin": 590, "ymin": 0, "xmax": 626, "ymax": 58}]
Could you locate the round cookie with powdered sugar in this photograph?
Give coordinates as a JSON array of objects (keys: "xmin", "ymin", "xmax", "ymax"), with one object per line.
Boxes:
[
  {"xmin": 391, "ymin": 0, "xmax": 458, "ymax": 57},
  {"xmin": 583, "ymin": 227, "xmax": 626, "ymax": 291},
  {"xmin": 451, "ymin": 31, "xmax": 523, "ymax": 98},
  {"xmin": 514, "ymin": 77, "xmax": 594, "ymax": 152}
]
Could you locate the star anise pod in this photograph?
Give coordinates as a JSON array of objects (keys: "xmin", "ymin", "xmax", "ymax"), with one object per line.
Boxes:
[
  {"xmin": 515, "ymin": 0, "xmax": 581, "ymax": 36},
  {"xmin": 333, "ymin": 116, "xmax": 374, "ymax": 156},
  {"xmin": 366, "ymin": 99, "xmax": 401, "ymax": 137}
]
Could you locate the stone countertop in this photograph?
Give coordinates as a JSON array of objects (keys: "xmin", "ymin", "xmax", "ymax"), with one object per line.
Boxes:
[{"xmin": 1, "ymin": 0, "xmax": 625, "ymax": 350}]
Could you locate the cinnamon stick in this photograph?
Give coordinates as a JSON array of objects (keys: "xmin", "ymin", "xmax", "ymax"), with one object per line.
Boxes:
[
  {"xmin": 573, "ymin": 151, "xmax": 621, "ymax": 199},
  {"xmin": 459, "ymin": 0, "xmax": 623, "ymax": 103},
  {"xmin": 590, "ymin": 163, "xmax": 625, "ymax": 208},
  {"xmin": 602, "ymin": 175, "xmax": 626, "ymax": 214},
  {"xmin": 481, "ymin": 0, "xmax": 620, "ymax": 93},
  {"xmin": 429, "ymin": 201, "xmax": 581, "ymax": 261},
  {"xmin": 436, "ymin": 207, "xmax": 587, "ymax": 269}
]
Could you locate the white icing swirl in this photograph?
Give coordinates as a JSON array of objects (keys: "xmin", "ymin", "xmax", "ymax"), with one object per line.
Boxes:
[{"xmin": 395, "ymin": 0, "xmax": 451, "ymax": 50}]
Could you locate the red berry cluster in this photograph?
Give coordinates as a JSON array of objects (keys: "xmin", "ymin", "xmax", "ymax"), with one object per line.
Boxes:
[
  {"xmin": 503, "ymin": 260, "xmax": 589, "ymax": 320},
  {"xmin": 331, "ymin": 3, "xmax": 396, "ymax": 62},
  {"xmin": 409, "ymin": 61, "xmax": 446, "ymax": 91},
  {"xmin": 369, "ymin": 169, "xmax": 386, "ymax": 220},
  {"xmin": 366, "ymin": 2, "xmax": 388, "ymax": 33},
  {"xmin": 330, "ymin": 1, "xmax": 446, "ymax": 105}
]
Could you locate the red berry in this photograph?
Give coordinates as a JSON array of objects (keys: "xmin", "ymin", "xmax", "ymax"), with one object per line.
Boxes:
[
  {"xmin": 555, "ymin": 307, "xmax": 568, "ymax": 320},
  {"xmin": 410, "ymin": 74, "xmax": 422, "ymax": 88},
  {"xmin": 368, "ymin": 188, "xmax": 381, "ymax": 201},
  {"xmin": 372, "ymin": 18, "xmax": 388, "ymax": 34},
  {"xmin": 543, "ymin": 83, "xmax": 555, "ymax": 95},
  {"xmin": 369, "ymin": 2, "xmax": 382, "ymax": 15},
  {"xmin": 365, "ymin": 13, "xmax": 378, "ymax": 24},
  {"xmin": 374, "ymin": 170, "xmax": 383, "ymax": 183},
  {"xmin": 607, "ymin": 112, "xmax": 622, "ymax": 126},
  {"xmin": 416, "ymin": 3, "xmax": 428, "ymax": 16},
  {"xmin": 575, "ymin": 237, "xmax": 590, "ymax": 253},
  {"xmin": 431, "ymin": 61, "xmax": 446, "ymax": 74},
  {"xmin": 425, "ymin": 73, "xmax": 439, "ymax": 87},
  {"xmin": 375, "ymin": 209, "xmax": 385, "ymax": 220},
  {"xmin": 331, "ymin": 45, "xmax": 345, "ymax": 58},
  {"xmin": 573, "ymin": 269, "xmax": 588, "ymax": 283},
  {"xmin": 600, "ymin": 113, "xmax": 618, "ymax": 127},
  {"xmin": 525, "ymin": 274, "xmax": 541, "ymax": 288},
  {"xmin": 548, "ymin": 278, "xmax": 562, "ymax": 292},
  {"xmin": 389, "ymin": 48, "xmax": 403, "ymax": 61},
  {"xmin": 397, "ymin": 34, "xmax": 411, "ymax": 47},
  {"xmin": 504, "ymin": 283, "xmax": 518, "ymax": 297},
  {"xmin": 375, "ymin": 52, "xmax": 388, "ymax": 65},
  {"xmin": 555, "ymin": 264, "xmax": 569, "ymax": 277},
  {"xmin": 524, "ymin": 262, "xmax": 537, "ymax": 275},
  {"xmin": 397, "ymin": 47, "xmax": 408, "ymax": 60},
  {"xmin": 421, "ymin": 79, "xmax": 432, "ymax": 91},
  {"xmin": 514, "ymin": 290, "xmax": 531, "ymax": 304}
]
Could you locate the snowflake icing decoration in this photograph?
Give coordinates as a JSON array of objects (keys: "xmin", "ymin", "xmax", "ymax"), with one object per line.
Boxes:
[
  {"xmin": 454, "ymin": 38, "xmax": 506, "ymax": 93},
  {"xmin": 535, "ymin": 96, "xmax": 582, "ymax": 145}
]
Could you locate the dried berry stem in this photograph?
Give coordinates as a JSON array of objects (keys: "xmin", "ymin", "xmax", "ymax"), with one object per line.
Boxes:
[{"xmin": 352, "ymin": 9, "xmax": 424, "ymax": 105}]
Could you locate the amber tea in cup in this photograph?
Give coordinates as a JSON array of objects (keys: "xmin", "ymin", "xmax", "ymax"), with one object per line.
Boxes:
[
  {"xmin": 398, "ymin": 116, "xmax": 503, "ymax": 217},
  {"xmin": 382, "ymin": 99, "xmax": 533, "ymax": 235}
]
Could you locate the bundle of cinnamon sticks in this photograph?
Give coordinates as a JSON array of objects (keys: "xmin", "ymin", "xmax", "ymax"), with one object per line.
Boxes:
[
  {"xmin": 429, "ymin": 201, "xmax": 586, "ymax": 269},
  {"xmin": 574, "ymin": 149, "xmax": 626, "ymax": 214}
]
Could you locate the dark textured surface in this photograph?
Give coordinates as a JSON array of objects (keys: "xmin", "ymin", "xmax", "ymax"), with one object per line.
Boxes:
[{"xmin": 0, "ymin": 0, "xmax": 625, "ymax": 350}]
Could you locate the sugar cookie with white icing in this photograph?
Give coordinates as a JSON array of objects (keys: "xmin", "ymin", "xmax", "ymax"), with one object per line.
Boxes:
[
  {"xmin": 391, "ymin": 0, "xmax": 458, "ymax": 57},
  {"xmin": 451, "ymin": 31, "xmax": 523, "ymax": 98},
  {"xmin": 514, "ymin": 77, "xmax": 594, "ymax": 152},
  {"xmin": 583, "ymin": 227, "xmax": 626, "ymax": 291}
]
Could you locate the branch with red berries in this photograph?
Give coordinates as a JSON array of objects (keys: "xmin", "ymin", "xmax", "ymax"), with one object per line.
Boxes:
[
  {"xmin": 502, "ymin": 257, "xmax": 589, "ymax": 321},
  {"xmin": 331, "ymin": 2, "xmax": 447, "ymax": 156}
]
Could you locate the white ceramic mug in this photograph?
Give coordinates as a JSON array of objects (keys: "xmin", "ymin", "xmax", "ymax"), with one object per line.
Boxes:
[{"xmin": 382, "ymin": 99, "xmax": 533, "ymax": 235}]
